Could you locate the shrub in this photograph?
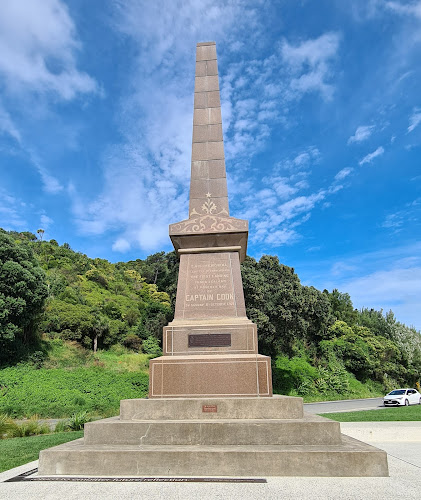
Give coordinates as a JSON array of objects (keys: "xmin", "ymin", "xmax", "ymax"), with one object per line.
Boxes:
[
  {"xmin": 54, "ymin": 420, "xmax": 68, "ymax": 433},
  {"xmin": 6, "ymin": 416, "xmax": 50, "ymax": 438},
  {"xmin": 122, "ymin": 334, "xmax": 142, "ymax": 351},
  {"xmin": 142, "ymin": 336, "xmax": 162, "ymax": 357},
  {"xmin": 67, "ymin": 411, "xmax": 91, "ymax": 431},
  {"xmin": 0, "ymin": 414, "xmax": 16, "ymax": 439}
]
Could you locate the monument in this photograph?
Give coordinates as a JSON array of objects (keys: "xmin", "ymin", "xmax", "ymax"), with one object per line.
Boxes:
[
  {"xmin": 38, "ymin": 42, "xmax": 388, "ymax": 477},
  {"xmin": 149, "ymin": 41, "xmax": 271, "ymax": 399}
]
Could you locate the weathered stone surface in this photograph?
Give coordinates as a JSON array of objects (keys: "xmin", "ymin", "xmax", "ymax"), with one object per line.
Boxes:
[
  {"xmin": 149, "ymin": 354, "xmax": 272, "ymax": 398},
  {"xmin": 173, "ymin": 252, "xmax": 246, "ymax": 320},
  {"xmin": 192, "ymin": 123, "xmax": 223, "ymax": 143},
  {"xmin": 120, "ymin": 396, "xmax": 303, "ymax": 420},
  {"xmin": 196, "ymin": 43, "xmax": 217, "ymax": 61},
  {"xmin": 38, "ymin": 435, "xmax": 388, "ymax": 477},
  {"xmin": 83, "ymin": 414, "xmax": 341, "ymax": 446},
  {"xmin": 195, "ymin": 75, "xmax": 219, "ymax": 92},
  {"xmin": 163, "ymin": 319, "xmax": 258, "ymax": 355}
]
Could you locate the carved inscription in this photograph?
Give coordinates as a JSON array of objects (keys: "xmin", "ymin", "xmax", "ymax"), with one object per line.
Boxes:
[
  {"xmin": 188, "ymin": 333, "xmax": 231, "ymax": 348},
  {"xmin": 183, "ymin": 253, "xmax": 236, "ymax": 317}
]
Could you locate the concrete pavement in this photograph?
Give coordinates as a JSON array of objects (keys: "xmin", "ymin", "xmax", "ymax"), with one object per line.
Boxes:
[
  {"xmin": 304, "ymin": 397, "xmax": 385, "ymax": 414},
  {"xmin": 1, "ymin": 421, "xmax": 420, "ymax": 500}
]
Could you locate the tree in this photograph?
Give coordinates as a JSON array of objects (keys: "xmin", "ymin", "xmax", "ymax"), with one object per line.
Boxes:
[
  {"xmin": 0, "ymin": 232, "xmax": 48, "ymax": 362},
  {"xmin": 37, "ymin": 229, "xmax": 45, "ymax": 242},
  {"xmin": 241, "ymin": 255, "xmax": 333, "ymax": 356},
  {"xmin": 323, "ymin": 289, "xmax": 358, "ymax": 325}
]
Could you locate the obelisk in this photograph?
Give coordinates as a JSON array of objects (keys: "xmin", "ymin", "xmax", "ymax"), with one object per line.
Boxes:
[
  {"xmin": 149, "ymin": 42, "xmax": 272, "ymax": 398},
  {"xmin": 37, "ymin": 42, "xmax": 388, "ymax": 479}
]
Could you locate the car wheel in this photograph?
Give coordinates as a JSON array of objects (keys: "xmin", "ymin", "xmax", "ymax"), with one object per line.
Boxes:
[{"xmin": 405, "ymin": 399, "xmax": 409, "ymax": 406}]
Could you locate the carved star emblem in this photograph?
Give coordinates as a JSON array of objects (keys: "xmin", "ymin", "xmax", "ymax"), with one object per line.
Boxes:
[{"xmin": 205, "ymin": 192, "xmax": 212, "ymax": 198}]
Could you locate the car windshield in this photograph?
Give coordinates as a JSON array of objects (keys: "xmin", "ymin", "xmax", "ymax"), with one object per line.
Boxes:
[{"xmin": 388, "ymin": 390, "xmax": 406, "ymax": 395}]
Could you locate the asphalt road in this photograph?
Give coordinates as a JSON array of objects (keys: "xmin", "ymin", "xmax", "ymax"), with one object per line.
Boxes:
[{"xmin": 304, "ymin": 397, "xmax": 385, "ymax": 414}]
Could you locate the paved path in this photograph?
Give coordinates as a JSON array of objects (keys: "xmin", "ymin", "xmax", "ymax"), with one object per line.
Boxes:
[{"xmin": 304, "ymin": 397, "xmax": 384, "ymax": 414}]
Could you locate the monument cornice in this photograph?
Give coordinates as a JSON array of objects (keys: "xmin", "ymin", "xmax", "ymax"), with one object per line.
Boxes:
[{"xmin": 169, "ymin": 216, "xmax": 248, "ymax": 262}]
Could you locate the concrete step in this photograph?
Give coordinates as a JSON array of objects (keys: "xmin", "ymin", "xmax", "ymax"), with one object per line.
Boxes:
[
  {"xmin": 38, "ymin": 435, "xmax": 388, "ymax": 477},
  {"xmin": 84, "ymin": 414, "xmax": 341, "ymax": 446},
  {"xmin": 120, "ymin": 396, "xmax": 303, "ymax": 420}
]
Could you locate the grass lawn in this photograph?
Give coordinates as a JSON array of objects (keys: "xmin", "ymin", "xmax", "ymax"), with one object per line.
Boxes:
[
  {"xmin": 321, "ymin": 404, "xmax": 421, "ymax": 422},
  {"xmin": 0, "ymin": 431, "xmax": 83, "ymax": 473}
]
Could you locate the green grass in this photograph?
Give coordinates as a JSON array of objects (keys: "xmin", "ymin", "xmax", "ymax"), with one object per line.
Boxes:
[
  {"xmin": 293, "ymin": 382, "xmax": 384, "ymax": 403},
  {"xmin": 43, "ymin": 339, "xmax": 151, "ymax": 373},
  {"xmin": 0, "ymin": 431, "xmax": 83, "ymax": 473},
  {"xmin": 0, "ymin": 364, "xmax": 148, "ymax": 418},
  {"xmin": 0, "ymin": 339, "xmax": 150, "ymax": 419},
  {"xmin": 321, "ymin": 404, "xmax": 421, "ymax": 421}
]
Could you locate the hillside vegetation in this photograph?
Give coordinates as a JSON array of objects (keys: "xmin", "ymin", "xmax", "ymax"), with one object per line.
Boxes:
[{"xmin": 1, "ymin": 228, "xmax": 420, "ymax": 414}]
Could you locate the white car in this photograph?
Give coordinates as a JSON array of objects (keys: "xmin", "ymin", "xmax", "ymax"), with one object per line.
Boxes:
[{"xmin": 383, "ymin": 388, "xmax": 421, "ymax": 407}]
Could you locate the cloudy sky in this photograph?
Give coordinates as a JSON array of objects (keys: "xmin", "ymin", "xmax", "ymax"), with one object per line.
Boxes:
[{"xmin": 1, "ymin": 0, "xmax": 420, "ymax": 328}]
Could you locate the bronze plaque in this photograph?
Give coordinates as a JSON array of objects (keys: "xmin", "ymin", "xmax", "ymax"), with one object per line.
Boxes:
[
  {"xmin": 202, "ymin": 404, "xmax": 217, "ymax": 413},
  {"xmin": 188, "ymin": 333, "xmax": 231, "ymax": 348}
]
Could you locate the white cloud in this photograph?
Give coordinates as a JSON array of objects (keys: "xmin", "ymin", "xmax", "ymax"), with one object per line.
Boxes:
[
  {"xmin": 345, "ymin": 267, "xmax": 421, "ymax": 328},
  {"xmin": 382, "ymin": 198, "xmax": 421, "ymax": 231},
  {"xmin": 307, "ymin": 243, "xmax": 421, "ymax": 329},
  {"xmin": 0, "ymin": 101, "xmax": 21, "ymax": 142},
  {"xmin": 334, "ymin": 167, "xmax": 353, "ymax": 181},
  {"xmin": 0, "ymin": 0, "xmax": 97, "ymax": 99},
  {"xmin": 385, "ymin": 1, "xmax": 421, "ymax": 19},
  {"xmin": 348, "ymin": 125, "xmax": 374, "ymax": 144},
  {"xmin": 281, "ymin": 32, "xmax": 340, "ymax": 100},
  {"xmin": 0, "ymin": 188, "xmax": 27, "ymax": 229},
  {"xmin": 27, "ymin": 150, "xmax": 63, "ymax": 194},
  {"xmin": 112, "ymin": 238, "xmax": 131, "ymax": 253},
  {"xmin": 275, "ymin": 147, "xmax": 320, "ymax": 172},
  {"xmin": 265, "ymin": 228, "xmax": 300, "ymax": 245},
  {"xmin": 40, "ymin": 214, "xmax": 53, "ymax": 229},
  {"xmin": 359, "ymin": 146, "xmax": 385, "ymax": 165},
  {"xmin": 407, "ymin": 109, "xmax": 421, "ymax": 133},
  {"xmin": 0, "ymin": 0, "xmax": 96, "ymax": 196}
]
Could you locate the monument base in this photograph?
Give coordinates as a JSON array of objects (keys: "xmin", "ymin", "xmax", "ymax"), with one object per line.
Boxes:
[
  {"xmin": 38, "ymin": 397, "xmax": 388, "ymax": 477},
  {"xmin": 149, "ymin": 353, "xmax": 272, "ymax": 398}
]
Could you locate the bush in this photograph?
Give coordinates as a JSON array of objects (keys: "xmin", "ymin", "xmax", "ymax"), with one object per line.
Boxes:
[
  {"xmin": 272, "ymin": 356, "xmax": 318, "ymax": 394},
  {"xmin": 142, "ymin": 336, "xmax": 162, "ymax": 357},
  {"xmin": 54, "ymin": 420, "xmax": 68, "ymax": 433},
  {"xmin": 0, "ymin": 414, "xmax": 15, "ymax": 439},
  {"xmin": 2, "ymin": 415, "xmax": 50, "ymax": 438},
  {"xmin": 122, "ymin": 334, "xmax": 142, "ymax": 351},
  {"xmin": 67, "ymin": 411, "xmax": 91, "ymax": 430}
]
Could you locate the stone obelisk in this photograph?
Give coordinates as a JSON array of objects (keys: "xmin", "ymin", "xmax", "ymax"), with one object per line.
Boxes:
[
  {"xmin": 149, "ymin": 42, "xmax": 272, "ymax": 398},
  {"xmin": 38, "ymin": 42, "xmax": 388, "ymax": 479}
]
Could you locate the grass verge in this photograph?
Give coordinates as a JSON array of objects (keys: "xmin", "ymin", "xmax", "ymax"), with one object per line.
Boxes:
[
  {"xmin": 321, "ymin": 404, "xmax": 421, "ymax": 422},
  {"xmin": 0, "ymin": 431, "xmax": 83, "ymax": 473}
]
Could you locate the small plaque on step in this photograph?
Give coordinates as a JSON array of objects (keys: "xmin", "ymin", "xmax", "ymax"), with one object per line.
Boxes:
[{"xmin": 202, "ymin": 404, "xmax": 217, "ymax": 413}]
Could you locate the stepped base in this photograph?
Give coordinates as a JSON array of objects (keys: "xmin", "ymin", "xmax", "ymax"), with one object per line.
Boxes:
[
  {"xmin": 38, "ymin": 436, "xmax": 388, "ymax": 477},
  {"xmin": 38, "ymin": 397, "xmax": 388, "ymax": 477},
  {"xmin": 84, "ymin": 414, "xmax": 342, "ymax": 446}
]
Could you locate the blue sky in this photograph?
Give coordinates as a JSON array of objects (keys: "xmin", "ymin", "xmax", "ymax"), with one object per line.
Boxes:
[{"xmin": 0, "ymin": 0, "xmax": 420, "ymax": 329}]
